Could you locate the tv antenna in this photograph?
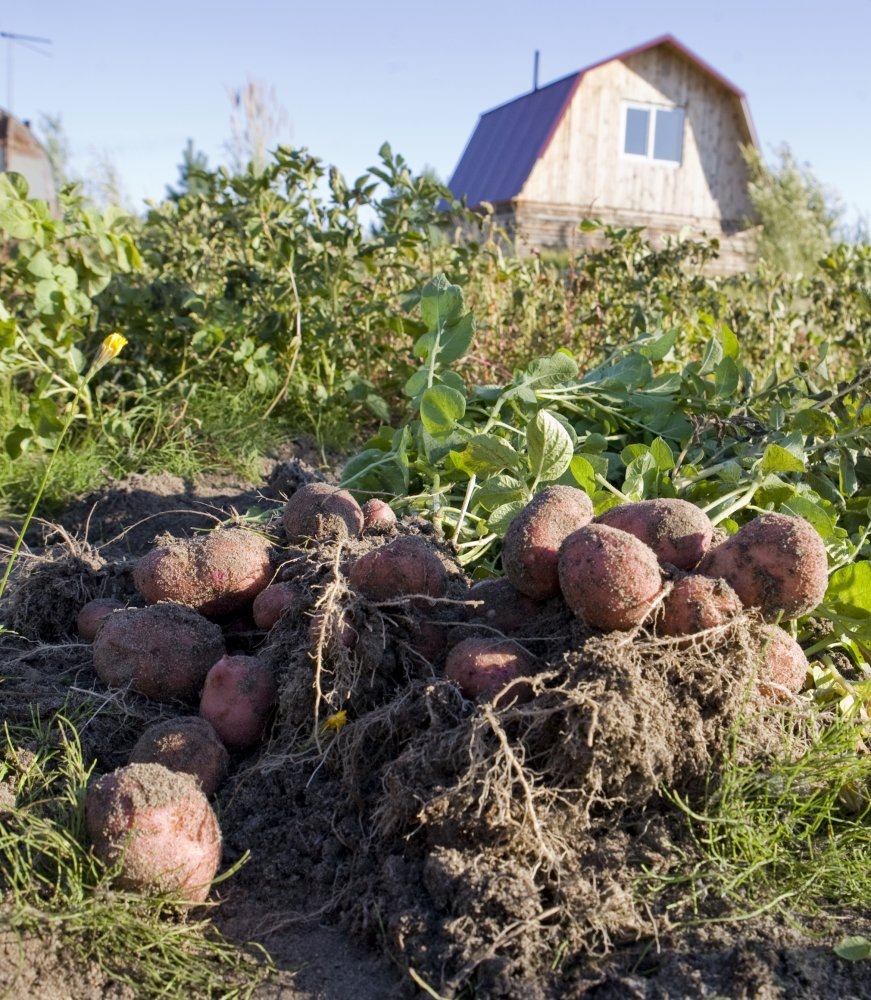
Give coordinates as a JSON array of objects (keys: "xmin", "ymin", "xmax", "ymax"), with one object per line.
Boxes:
[{"xmin": 1, "ymin": 30, "xmax": 52, "ymax": 116}]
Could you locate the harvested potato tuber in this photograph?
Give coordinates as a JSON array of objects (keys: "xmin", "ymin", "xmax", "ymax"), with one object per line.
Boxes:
[
  {"xmin": 445, "ymin": 637, "xmax": 537, "ymax": 707},
  {"xmin": 698, "ymin": 512, "xmax": 828, "ymax": 621},
  {"xmin": 502, "ymin": 486, "xmax": 594, "ymax": 600},
  {"xmin": 348, "ymin": 535, "xmax": 448, "ymax": 604},
  {"xmin": 133, "ymin": 528, "xmax": 274, "ymax": 617},
  {"xmin": 597, "ymin": 498, "xmax": 714, "ymax": 570},
  {"xmin": 199, "ymin": 655, "xmax": 277, "ymax": 750},
  {"xmin": 86, "ymin": 762, "xmax": 222, "ymax": 902},
  {"xmin": 252, "ymin": 581, "xmax": 306, "ymax": 630},
  {"xmin": 282, "ymin": 482, "xmax": 363, "ymax": 543},
  {"xmin": 92, "ymin": 603, "xmax": 225, "ymax": 704},
  {"xmin": 657, "ymin": 575, "xmax": 743, "ymax": 638},
  {"xmin": 361, "ymin": 498, "xmax": 397, "ymax": 534},
  {"xmin": 77, "ymin": 597, "xmax": 125, "ymax": 641},
  {"xmin": 756, "ymin": 625, "xmax": 809, "ymax": 700},
  {"xmin": 558, "ymin": 524, "xmax": 663, "ymax": 631},
  {"xmin": 467, "ymin": 578, "xmax": 544, "ymax": 635},
  {"xmin": 129, "ymin": 717, "xmax": 229, "ymax": 797}
]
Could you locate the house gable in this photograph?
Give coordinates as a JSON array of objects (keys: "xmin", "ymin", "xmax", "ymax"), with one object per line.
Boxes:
[
  {"xmin": 448, "ymin": 34, "xmax": 757, "ymax": 230},
  {"xmin": 519, "ymin": 38, "xmax": 756, "ymax": 228}
]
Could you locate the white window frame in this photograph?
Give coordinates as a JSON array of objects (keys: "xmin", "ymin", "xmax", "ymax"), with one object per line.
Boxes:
[{"xmin": 621, "ymin": 102, "xmax": 685, "ymax": 166}]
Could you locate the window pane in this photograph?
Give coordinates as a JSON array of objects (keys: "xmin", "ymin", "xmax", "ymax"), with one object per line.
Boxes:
[
  {"xmin": 653, "ymin": 107, "xmax": 684, "ymax": 162},
  {"xmin": 624, "ymin": 108, "xmax": 649, "ymax": 155}
]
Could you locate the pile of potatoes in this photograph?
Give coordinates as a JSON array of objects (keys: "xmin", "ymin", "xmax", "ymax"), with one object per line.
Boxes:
[{"xmin": 76, "ymin": 481, "xmax": 828, "ymax": 903}]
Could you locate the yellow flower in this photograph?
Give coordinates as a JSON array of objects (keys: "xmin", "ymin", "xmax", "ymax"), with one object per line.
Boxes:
[
  {"xmin": 88, "ymin": 333, "xmax": 128, "ymax": 374},
  {"xmin": 320, "ymin": 710, "xmax": 348, "ymax": 735}
]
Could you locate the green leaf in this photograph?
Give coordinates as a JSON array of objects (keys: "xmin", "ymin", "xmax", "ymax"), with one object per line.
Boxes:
[
  {"xmin": 26, "ymin": 250, "xmax": 54, "ymax": 279},
  {"xmin": 780, "ymin": 496, "xmax": 835, "ymax": 540},
  {"xmin": 412, "ymin": 330, "xmax": 437, "ymax": 359},
  {"xmin": 714, "ymin": 357, "xmax": 741, "ymax": 398},
  {"xmin": 760, "ymin": 443, "xmax": 805, "ymax": 474},
  {"xmin": 420, "ymin": 273, "xmax": 463, "ymax": 331},
  {"xmin": 404, "ymin": 368, "xmax": 428, "ymax": 398},
  {"xmin": 650, "ymin": 437, "xmax": 675, "ymax": 471},
  {"xmin": 476, "ymin": 475, "xmax": 530, "ymax": 511},
  {"xmin": 4, "ymin": 425, "xmax": 32, "ymax": 459},
  {"xmin": 461, "ymin": 434, "xmax": 522, "ymax": 475},
  {"xmin": 639, "ymin": 328, "xmax": 678, "ymax": 361},
  {"xmin": 833, "ymin": 937, "xmax": 871, "ymax": 961},
  {"xmin": 513, "ymin": 352, "xmax": 579, "ymax": 394},
  {"xmin": 825, "ymin": 562, "xmax": 871, "ymax": 617},
  {"xmin": 487, "ymin": 500, "xmax": 526, "ymax": 535},
  {"xmin": 793, "ymin": 408, "xmax": 838, "ymax": 439},
  {"xmin": 527, "ymin": 410, "xmax": 573, "ymax": 483},
  {"xmin": 419, "ymin": 385, "xmax": 466, "ymax": 435},
  {"xmin": 438, "ymin": 311, "xmax": 474, "ymax": 364},
  {"xmin": 697, "ymin": 337, "xmax": 724, "ymax": 376},
  {"xmin": 717, "ymin": 324, "xmax": 740, "ymax": 360},
  {"xmin": 568, "ymin": 455, "xmax": 597, "ymax": 494}
]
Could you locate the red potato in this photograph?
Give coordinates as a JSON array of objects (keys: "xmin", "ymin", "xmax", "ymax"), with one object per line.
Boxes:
[
  {"xmin": 199, "ymin": 655, "xmax": 277, "ymax": 750},
  {"xmin": 92, "ymin": 603, "xmax": 225, "ymax": 704},
  {"xmin": 361, "ymin": 498, "xmax": 397, "ymax": 534},
  {"xmin": 698, "ymin": 513, "xmax": 828, "ymax": 622},
  {"xmin": 252, "ymin": 581, "xmax": 306, "ymax": 630},
  {"xmin": 596, "ymin": 498, "xmax": 714, "ymax": 571},
  {"xmin": 133, "ymin": 528, "xmax": 274, "ymax": 617},
  {"xmin": 558, "ymin": 524, "xmax": 664, "ymax": 631},
  {"xmin": 756, "ymin": 625, "xmax": 809, "ymax": 701},
  {"xmin": 657, "ymin": 575, "xmax": 743, "ymax": 638},
  {"xmin": 129, "ymin": 717, "xmax": 229, "ymax": 798},
  {"xmin": 282, "ymin": 482, "xmax": 364, "ymax": 543},
  {"xmin": 467, "ymin": 578, "xmax": 545, "ymax": 635},
  {"xmin": 348, "ymin": 535, "xmax": 448, "ymax": 605},
  {"xmin": 445, "ymin": 637, "xmax": 537, "ymax": 708},
  {"xmin": 502, "ymin": 486, "xmax": 595, "ymax": 600},
  {"xmin": 86, "ymin": 762, "xmax": 222, "ymax": 902},
  {"xmin": 77, "ymin": 598, "xmax": 125, "ymax": 641}
]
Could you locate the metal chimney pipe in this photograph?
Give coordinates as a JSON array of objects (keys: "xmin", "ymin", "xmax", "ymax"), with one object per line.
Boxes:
[{"xmin": 533, "ymin": 50, "xmax": 540, "ymax": 91}]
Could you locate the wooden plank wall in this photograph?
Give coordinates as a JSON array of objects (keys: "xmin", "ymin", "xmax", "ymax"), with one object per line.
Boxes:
[{"xmin": 521, "ymin": 45, "xmax": 755, "ymax": 230}]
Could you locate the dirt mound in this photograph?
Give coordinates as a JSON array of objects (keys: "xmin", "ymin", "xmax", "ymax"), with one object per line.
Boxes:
[{"xmin": 1, "ymin": 465, "xmax": 867, "ymax": 1000}]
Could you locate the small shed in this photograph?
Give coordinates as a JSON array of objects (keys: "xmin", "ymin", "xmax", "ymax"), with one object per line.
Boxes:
[
  {"xmin": 448, "ymin": 35, "xmax": 759, "ymax": 273},
  {"xmin": 0, "ymin": 110, "xmax": 55, "ymax": 205}
]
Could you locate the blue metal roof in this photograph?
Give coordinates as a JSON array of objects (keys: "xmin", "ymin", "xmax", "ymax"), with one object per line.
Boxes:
[{"xmin": 447, "ymin": 72, "xmax": 580, "ymax": 208}]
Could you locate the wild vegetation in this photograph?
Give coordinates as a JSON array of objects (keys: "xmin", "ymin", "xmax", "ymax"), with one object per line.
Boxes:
[{"xmin": 1, "ymin": 141, "xmax": 870, "ymax": 996}]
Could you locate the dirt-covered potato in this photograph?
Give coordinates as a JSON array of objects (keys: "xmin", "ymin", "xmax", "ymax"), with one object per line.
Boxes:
[
  {"xmin": 597, "ymin": 498, "xmax": 714, "ymax": 571},
  {"xmin": 445, "ymin": 637, "xmax": 537, "ymax": 707},
  {"xmin": 348, "ymin": 535, "xmax": 448, "ymax": 604},
  {"xmin": 86, "ymin": 762, "xmax": 222, "ymax": 902},
  {"xmin": 133, "ymin": 527, "xmax": 274, "ymax": 617},
  {"xmin": 756, "ymin": 625, "xmax": 809, "ymax": 700},
  {"xmin": 502, "ymin": 486, "xmax": 594, "ymax": 600},
  {"xmin": 252, "ymin": 581, "xmax": 306, "ymax": 630},
  {"xmin": 558, "ymin": 524, "xmax": 664, "ymax": 631},
  {"xmin": 657, "ymin": 575, "xmax": 743, "ymax": 638},
  {"xmin": 92, "ymin": 603, "xmax": 225, "ymax": 704},
  {"xmin": 282, "ymin": 482, "xmax": 364, "ymax": 543},
  {"xmin": 199, "ymin": 655, "xmax": 277, "ymax": 750},
  {"xmin": 129, "ymin": 717, "xmax": 229, "ymax": 797},
  {"xmin": 77, "ymin": 597, "xmax": 125, "ymax": 641},
  {"xmin": 467, "ymin": 578, "xmax": 544, "ymax": 635},
  {"xmin": 698, "ymin": 512, "xmax": 828, "ymax": 621},
  {"xmin": 361, "ymin": 498, "xmax": 397, "ymax": 534}
]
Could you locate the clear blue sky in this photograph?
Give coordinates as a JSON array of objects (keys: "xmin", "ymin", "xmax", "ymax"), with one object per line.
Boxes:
[{"xmin": 3, "ymin": 0, "xmax": 869, "ymax": 228}]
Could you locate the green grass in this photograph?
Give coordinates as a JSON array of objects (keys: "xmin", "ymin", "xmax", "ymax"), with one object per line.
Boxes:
[
  {"xmin": 648, "ymin": 706, "xmax": 871, "ymax": 926},
  {"xmin": 0, "ymin": 711, "xmax": 273, "ymax": 999}
]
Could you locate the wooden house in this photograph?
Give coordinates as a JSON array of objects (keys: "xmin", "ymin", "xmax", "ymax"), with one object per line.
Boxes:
[
  {"xmin": 447, "ymin": 35, "xmax": 759, "ymax": 273},
  {"xmin": 0, "ymin": 110, "xmax": 55, "ymax": 205}
]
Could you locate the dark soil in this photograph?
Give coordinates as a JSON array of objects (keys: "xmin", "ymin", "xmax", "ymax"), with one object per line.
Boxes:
[{"xmin": 1, "ymin": 461, "xmax": 869, "ymax": 999}]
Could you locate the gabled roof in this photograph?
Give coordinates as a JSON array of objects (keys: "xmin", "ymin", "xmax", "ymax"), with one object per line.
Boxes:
[{"xmin": 448, "ymin": 34, "xmax": 758, "ymax": 208}]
